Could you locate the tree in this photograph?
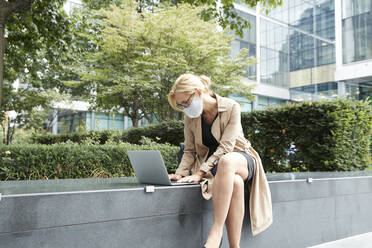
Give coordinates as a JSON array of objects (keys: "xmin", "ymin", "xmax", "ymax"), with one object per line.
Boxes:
[
  {"xmin": 0, "ymin": 0, "xmax": 280, "ymax": 140},
  {"xmin": 0, "ymin": 0, "xmax": 106, "ymax": 143},
  {"xmin": 0, "ymin": 0, "xmax": 67, "ymax": 144},
  {"xmin": 0, "ymin": 0, "xmax": 32, "ymax": 111},
  {"xmin": 69, "ymin": 2, "xmax": 255, "ymax": 126},
  {"xmin": 0, "ymin": 0, "xmax": 112, "ymax": 143},
  {"xmin": 0, "ymin": 0, "xmax": 77, "ymax": 144},
  {"xmin": 0, "ymin": 0, "xmax": 74, "ymax": 108},
  {"xmin": 80, "ymin": 0, "xmax": 283, "ymax": 36}
]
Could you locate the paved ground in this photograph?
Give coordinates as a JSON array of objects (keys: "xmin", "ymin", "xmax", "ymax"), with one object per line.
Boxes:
[{"xmin": 308, "ymin": 232, "xmax": 372, "ymax": 248}]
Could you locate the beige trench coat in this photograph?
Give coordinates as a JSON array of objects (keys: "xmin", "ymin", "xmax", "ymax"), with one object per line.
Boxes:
[{"xmin": 175, "ymin": 93, "xmax": 273, "ymax": 236}]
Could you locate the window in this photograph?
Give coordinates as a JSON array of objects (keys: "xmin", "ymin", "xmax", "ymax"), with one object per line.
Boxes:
[{"xmin": 342, "ymin": 0, "xmax": 372, "ymax": 63}]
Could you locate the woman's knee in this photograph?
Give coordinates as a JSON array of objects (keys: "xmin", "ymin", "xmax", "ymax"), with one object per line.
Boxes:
[
  {"xmin": 217, "ymin": 154, "xmax": 235, "ymax": 172},
  {"xmin": 218, "ymin": 153, "xmax": 247, "ymax": 175}
]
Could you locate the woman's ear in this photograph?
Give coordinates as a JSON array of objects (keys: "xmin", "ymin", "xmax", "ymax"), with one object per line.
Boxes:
[{"xmin": 195, "ymin": 88, "xmax": 203, "ymax": 97}]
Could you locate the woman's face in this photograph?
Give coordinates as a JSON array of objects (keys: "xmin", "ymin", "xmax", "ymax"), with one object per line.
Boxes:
[
  {"xmin": 174, "ymin": 89, "xmax": 204, "ymax": 118},
  {"xmin": 175, "ymin": 91, "xmax": 200, "ymax": 110}
]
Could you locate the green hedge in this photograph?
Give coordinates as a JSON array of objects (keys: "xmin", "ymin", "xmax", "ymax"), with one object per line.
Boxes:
[
  {"xmin": 117, "ymin": 120, "xmax": 184, "ymax": 146},
  {"xmin": 0, "ymin": 141, "xmax": 179, "ymax": 181},
  {"xmin": 242, "ymin": 99, "xmax": 372, "ymax": 172},
  {"xmin": 31, "ymin": 120, "xmax": 184, "ymax": 146},
  {"xmin": 29, "ymin": 99, "xmax": 371, "ymax": 173}
]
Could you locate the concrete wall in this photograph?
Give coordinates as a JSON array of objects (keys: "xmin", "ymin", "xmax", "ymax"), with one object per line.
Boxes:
[{"xmin": 1, "ymin": 172, "xmax": 372, "ymax": 248}]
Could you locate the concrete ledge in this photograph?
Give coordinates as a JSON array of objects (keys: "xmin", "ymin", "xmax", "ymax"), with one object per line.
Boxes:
[{"xmin": 1, "ymin": 172, "xmax": 372, "ymax": 248}]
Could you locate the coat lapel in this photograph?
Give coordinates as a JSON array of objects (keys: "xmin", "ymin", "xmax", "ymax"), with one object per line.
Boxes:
[
  {"xmin": 195, "ymin": 116, "xmax": 204, "ymax": 147},
  {"xmin": 211, "ymin": 93, "xmax": 229, "ymax": 142},
  {"xmin": 192, "ymin": 93, "xmax": 230, "ymax": 154}
]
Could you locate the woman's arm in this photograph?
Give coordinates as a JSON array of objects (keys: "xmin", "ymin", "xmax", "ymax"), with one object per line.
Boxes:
[{"xmin": 199, "ymin": 102, "xmax": 242, "ymax": 173}]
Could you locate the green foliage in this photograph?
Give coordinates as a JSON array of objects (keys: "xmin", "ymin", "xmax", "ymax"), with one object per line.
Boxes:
[
  {"xmin": 82, "ymin": 0, "xmax": 124, "ymax": 10},
  {"xmin": 67, "ymin": 2, "xmax": 255, "ymax": 126},
  {"xmin": 31, "ymin": 120, "xmax": 184, "ymax": 146},
  {"xmin": 31, "ymin": 129, "xmax": 119, "ymax": 145},
  {"xmin": 1, "ymin": 0, "xmax": 78, "ymax": 144},
  {"xmin": 0, "ymin": 0, "xmax": 280, "ymax": 143},
  {"xmin": 4, "ymin": 0, "xmax": 70, "ymax": 88},
  {"xmin": 0, "ymin": 127, "xmax": 36, "ymax": 145},
  {"xmin": 117, "ymin": 120, "xmax": 184, "ymax": 146},
  {"xmin": 30, "ymin": 99, "xmax": 372, "ymax": 173},
  {"xmin": 81, "ymin": 0, "xmax": 283, "ymax": 36},
  {"xmin": 0, "ymin": 141, "xmax": 178, "ymax": 181},
  {"xmin": 241, "ymin": 99, "xmax": 372, "ymax": 172}
]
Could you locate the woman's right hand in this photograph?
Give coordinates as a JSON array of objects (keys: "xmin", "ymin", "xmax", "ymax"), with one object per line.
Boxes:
[{"xmin": 168, "ymin": 174, "xmax": 182, "ymax": 181}]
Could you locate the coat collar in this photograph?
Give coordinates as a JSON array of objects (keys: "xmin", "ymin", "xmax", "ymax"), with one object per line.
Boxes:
[
  {"xmin": 214, "ymin": 93, "xmax": 229, "ymax": 112},
  {"xmin": 193, "ymin": 92, "xmax": 229, "ymax": 147}
]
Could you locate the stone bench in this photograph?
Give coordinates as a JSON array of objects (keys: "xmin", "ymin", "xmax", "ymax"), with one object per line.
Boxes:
[{"xmin": 1, "ymin": 171, "xmax": 372, "ymax": 248}]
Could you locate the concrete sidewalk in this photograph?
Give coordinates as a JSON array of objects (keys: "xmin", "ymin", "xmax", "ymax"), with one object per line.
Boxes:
[{"xmin": 308, "ymin": 232, "xmax": 372, "ymax": 248}]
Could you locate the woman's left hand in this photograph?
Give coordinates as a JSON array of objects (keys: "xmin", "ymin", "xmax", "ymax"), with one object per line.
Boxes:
[{"xmin": 177, "ymin": 174, "xmax": 203, "ymax": 183}]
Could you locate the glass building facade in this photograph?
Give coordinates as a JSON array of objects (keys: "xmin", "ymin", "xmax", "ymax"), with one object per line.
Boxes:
[
  {"xmin": 232, "ymin": 0, "xmax": 371, "ymax": 107},
  {"xmin": 288, "ymin": 0, "xmax": 335, "ymax": 70},
  {"xmin": 263, "ymin": 0, "xmax": 336, "ymax": 91},
  {"xmin": 342, "ymin": 0, "xmax": 372, "ymax": 64},
  {"xmin": 260, "ymin": 19, "xmax": 290, "ymax": 88},
  {"xmin": 57, "ymin": 110, "xmax": 87, "ymax": 133},
  {"xmin": 231, "ymin": 10, "xmax": 257, "ymax": 81},
  {"xmin": 63, "ymin": 0, "xmax": 82, "ymax": 14},
  {"xmin": 49, "ymin": 109, "xmax": 153, "ymax": 134},
  {"xmin": 337, "ymin": 0, "xmax": 372, "ymax": 104}
]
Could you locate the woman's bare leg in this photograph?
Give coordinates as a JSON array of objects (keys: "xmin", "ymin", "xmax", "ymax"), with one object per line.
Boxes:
[
  {"xmin": 204, "ymin": 152, "xmax": 248, "ymax": 248},
  {"xmin": 225, "ymin": 175, "xmax": 245, "ymax": 248}
]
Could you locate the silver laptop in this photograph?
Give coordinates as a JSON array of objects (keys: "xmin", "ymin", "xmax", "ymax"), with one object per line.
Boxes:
[{"xmin": 127, "ymin": 150, "xmax": 198, "ymax": 186}]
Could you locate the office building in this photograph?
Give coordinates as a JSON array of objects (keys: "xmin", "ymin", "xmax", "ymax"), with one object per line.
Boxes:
[{"xmin": 231, "ymin": 0, "xmax": 371, "ymax": 111}]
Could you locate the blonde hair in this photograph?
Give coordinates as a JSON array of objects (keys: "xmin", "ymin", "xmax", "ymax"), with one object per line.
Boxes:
[{"xmin": 168, "ymin": 74, "xmax": 212, "ymax": 111}]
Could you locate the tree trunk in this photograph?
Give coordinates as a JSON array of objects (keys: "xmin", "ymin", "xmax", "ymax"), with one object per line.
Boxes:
[
  {"xmin": 131, "ymin": 115, "xmax": 139, "ymax": 128},
  {"xmin": 6, "ymin": 115, "xmax": 14, "ymax": 145},
  {"xmin": 1, "ymin": 111, "xmax": 7, "ymax": 144},
  {"xmin": 0, "ymin": 19, "xmax": 4, "ymax": 110},
  {"xmin": 1, "ymin": 123, "xmax": 5, "ymax": 144},
  {"xmin": 6, "ymin": 115, "xmax": 10, "ymax": 145}
]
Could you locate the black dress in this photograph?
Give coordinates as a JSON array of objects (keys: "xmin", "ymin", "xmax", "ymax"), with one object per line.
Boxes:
[
  {"xmin": 201, "ymin": 114, "xmax": 255, "ymax": 182},
  {"xmin": 201, "ymin": 114, "xmax": 219, "ymax": 162}
]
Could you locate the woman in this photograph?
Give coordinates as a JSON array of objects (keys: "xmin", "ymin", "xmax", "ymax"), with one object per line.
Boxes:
[{"xmin": 168, "ymin": 74, "xmax": 273, "ymax": 248}]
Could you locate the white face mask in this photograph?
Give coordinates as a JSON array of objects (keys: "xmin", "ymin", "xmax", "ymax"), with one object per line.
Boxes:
[{"xmin": 182, "ymin": 95, "xmax": 203, "ymax": 118}]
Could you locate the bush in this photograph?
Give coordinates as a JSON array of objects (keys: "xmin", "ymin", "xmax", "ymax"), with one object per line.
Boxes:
[
  {"xmin": 0, "ymin": 140, "xmax": 179, "ymax": 181},
  {"xmin": 31, "ymin": 120, "xmax": 184, "ymax": 146},
  {"xmin": 30, "ymin": 99, "xmax": 372, "ymax": 173},
  {"xmin": 241, "ymin": 99, "xmax": 372, "ymax": 172},
  {"xmin": 30, "ymin": 129, "xmax": 122, "ymax": 145},
  {"xmin": 116, "ymin": 120, "xmax": 184, "ymax": 146}
]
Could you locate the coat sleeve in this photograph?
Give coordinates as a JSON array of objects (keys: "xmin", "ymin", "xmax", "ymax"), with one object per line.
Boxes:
[
  {"xmin": 200, "ymin": 102, "xmax": 242, "ymax": 173},
  {"xmin": 175, "ymin": 117, "xmax": 196, "ymax": 176}
]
